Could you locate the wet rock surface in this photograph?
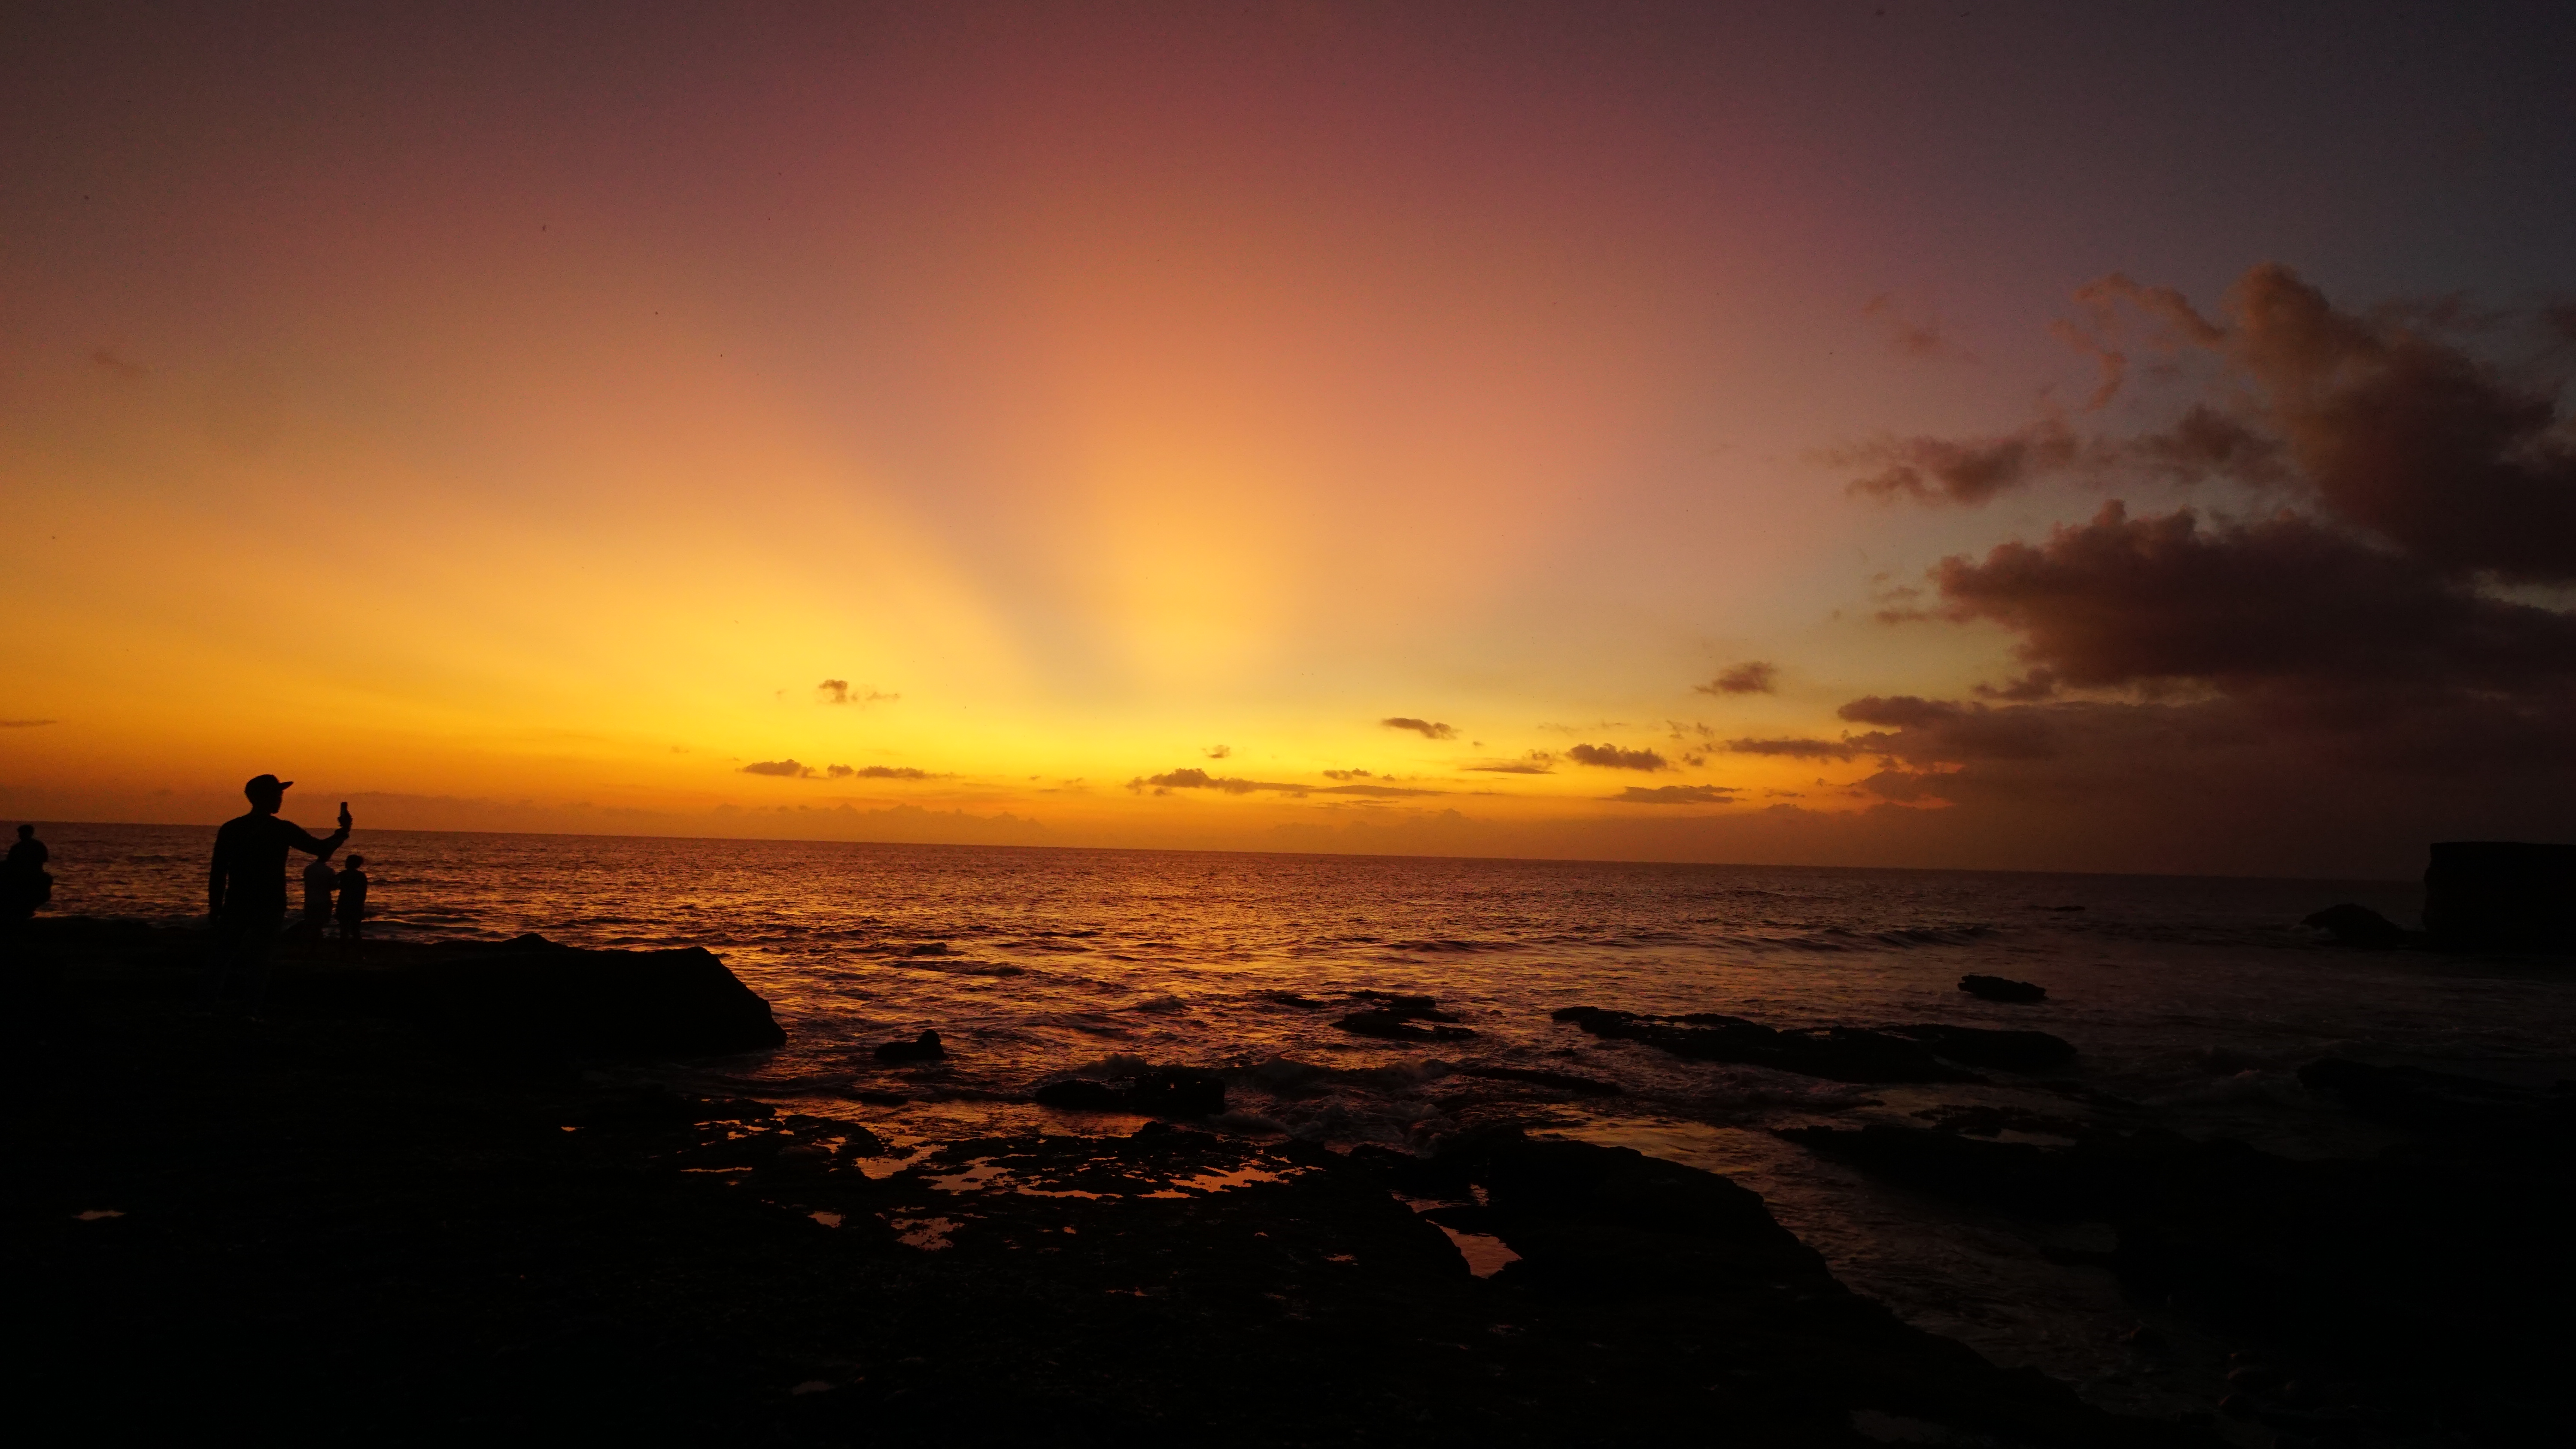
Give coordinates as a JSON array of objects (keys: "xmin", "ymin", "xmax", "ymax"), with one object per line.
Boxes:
[
  {"xmin": 1335, "ymin": 994, "xmax": 1478, "ymax": 1042},
  {"xmin": 1779, "ymin": 1061, "xmax": 2576, "ymax": 1446},
  {"xmin": 2301, "ymin": 903, "xmax": 2414, "ymax": 949},
  {"xmin": 6, "ymin": 919, "xmax": 2205, "ymax": 1446},
  {"xmin": 875, "ymin": 1029, "xmax": 947, "ymax": 1063},
  {"xmin": 1033, "ymin": 1068, "xmax": 1227, "ymax": 1118},
  {"xmin": 1553, "ymin": 1005, "xmax": 2073, "ymax": 1082},
  {"xmin": 1959, "ymin": 973, "xmax": 2048, "ymax": 1003}
]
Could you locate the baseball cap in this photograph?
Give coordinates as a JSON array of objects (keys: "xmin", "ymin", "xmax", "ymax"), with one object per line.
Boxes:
[{"xmin": 244, "ymin": 773, "xmax": 295, "ymax": 795}]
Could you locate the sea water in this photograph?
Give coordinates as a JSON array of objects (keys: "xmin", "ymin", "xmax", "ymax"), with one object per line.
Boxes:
[{"xmin": 42, "ymin": 822, "xmax": 2576, "ymax": 1416}]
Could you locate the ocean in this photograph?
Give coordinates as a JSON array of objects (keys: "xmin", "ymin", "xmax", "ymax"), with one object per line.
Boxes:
[{"xmin": 38, "ymin": 821, "xmax": 2576, "ymax": 1418}]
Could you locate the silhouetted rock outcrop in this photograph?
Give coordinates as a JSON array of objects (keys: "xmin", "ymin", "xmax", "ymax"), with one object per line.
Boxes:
[
  {"xmin": 308, "ymin": 933, "xmax": 785, "ymax": 1058},
  {"xmin": 1033, "ymin": 1068, "xmax": 1226, "ymax": 1117},
  {"xmin": 1554, "ymin": 1006, "xmax": 2078, "ymax": 1082},
  {"xmin": 2300, "ymin": 903, "xmax": 2410, "ymax": 949},
  {"xmin": 1335, "ymin": 996, "xmax": 1476, "ymax": 1041},
  {"xmin": 2423, "ymin": 840, "xmax": 2576, "ymax": 951},
  {"xmin": 1959, "ymin": 973, "xmax": 2047, "ymax": 1003},
  {"xmin": 874, "ymin": 1029, "xmax": 945, "ymax": 1063},
  {"xmin": 1778, "ymin": 1065, "xmax": 2576, "ymax": 1445}
]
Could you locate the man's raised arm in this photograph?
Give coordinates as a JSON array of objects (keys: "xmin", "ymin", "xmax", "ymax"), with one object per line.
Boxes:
[{"xmin": 286, "ymin": 806, "xmax": 354, "ymax": 858}]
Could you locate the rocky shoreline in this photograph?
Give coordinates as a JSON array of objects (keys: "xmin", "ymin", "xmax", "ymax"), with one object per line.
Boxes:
[
  {"xmin": 7, "ymin": 917, "xmax": 2214, "ymax": 1446},
  {"xmin": 10, "ymin": 916, "xmax": 2565, "ymax": 1445}
]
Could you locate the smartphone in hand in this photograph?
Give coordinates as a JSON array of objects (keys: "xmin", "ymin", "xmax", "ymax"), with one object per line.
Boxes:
[{"xmin": 339, "ymin": 801, "xmax": 353, "ymax": 831}]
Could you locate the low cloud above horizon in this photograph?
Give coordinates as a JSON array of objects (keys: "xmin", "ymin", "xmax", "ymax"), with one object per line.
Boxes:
[
  {"xmin": 816, "ymin": 680, "xmax": 899, "ymax": 707},
  {"xmin": 1379, "ymin": 717, "xmax": 1458, "ymax": 741},
  {"xmin": 1608, "ymin": 784, "xmax": 1737, "ymax": 805},
  {"xmin": 1566, "ymin": 743, "xmax": 1668, "ymax": 772},
  {"xmin": 745, "ymin": 760, "xmax": 937, "ymax": 781},
  {"xmin": 1698, "ymin": 662, "xmax": 1778, "ymax": 696}
]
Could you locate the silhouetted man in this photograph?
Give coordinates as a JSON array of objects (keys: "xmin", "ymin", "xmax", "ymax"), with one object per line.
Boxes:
[
  {"xmin": 208, "ymin": 776, "xmax": 349, "ymax": 1006},
  {"xmin": 335, "ymin": 854, "xmax": 369, "ymax": 959}
]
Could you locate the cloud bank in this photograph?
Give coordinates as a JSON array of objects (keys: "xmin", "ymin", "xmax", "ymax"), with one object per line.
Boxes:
[
  {"xmin": 1816, "ymin": 265, "xmax": 2576, "ymax": 868},
  {"xmin": 1380, "ymin": 716, "xmax": 1458, "ymax": 740}
]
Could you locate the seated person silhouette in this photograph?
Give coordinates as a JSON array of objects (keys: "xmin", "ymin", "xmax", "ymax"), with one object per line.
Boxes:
[
  {"xmin": 335, "ymin": 855, "xmax": 370, "ymax": 958},
  {"xmin": 207, "ymin": 776, "xmax": 349, "ymax": 1006},
  {"xmin": 3, "ymin": 824, "xmax": 50, "ymax": 924}
]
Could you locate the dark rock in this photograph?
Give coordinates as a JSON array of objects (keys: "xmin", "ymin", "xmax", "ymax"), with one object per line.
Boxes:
[
  {"xmin": 305, "ymin": 935, "xmax": 786, "ymax": 1058},
  {"xmin": 1552, "ymin": 1006, "xmax": 1975, "ymax": 1084},
  {"xmin": 1887, "ymin": 1024, "xmax": 2075, "ymax": 1071},
  {"xmin": 2300, "ymin": 903, "xmax": 2409, "ymax": 949},
  {"xmin": 586, "ymin": 1085, "xmax": 775, "ymax": 1130},
  {"xmin": 875, "ymin": 1030, "xmax": 945, "ymax": 1063},
  {"xmin": 1261, "ymin": 991, "xmax": 1325, "ymax": 1009},
  {"xmin": 833, "ymin": 1128, "xmax": 891, "ymax": 1158},
  {"xmin": 1959, "ymin": 973, "xmax": 2048, "ymax": 1003},
  {"xmin": 2423, "ymin": 840, "xmax": 2576, "ymax": 950},
  {"xmin": 1780, "ymin": 1098, "xmax": 2576, "ymax": 1445},
  {"xmin": 1334, "ymin": 997, "xmax": 1476, "ymax": 1041},
  {"xmin": 1034, "ymin": 1069, "xmax": 1226, "ymax": 1118}
]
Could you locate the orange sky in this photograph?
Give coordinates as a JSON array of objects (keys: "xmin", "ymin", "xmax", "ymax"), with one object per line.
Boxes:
[{"xmin": 7, "ymin": 3, "xmax": 2573, "ymax": 875}]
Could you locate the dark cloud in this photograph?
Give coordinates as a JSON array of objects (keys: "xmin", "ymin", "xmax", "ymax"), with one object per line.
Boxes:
[
  {"xmin": 1840, "ymin": 420, "xmax": 2083, "ymax": 505},
  {"xmin": 1, "ymin": 718, "xmax": 58, "ymax": 728},
  {"xmin": 1130, "ymin": 768, "xmax": 1297, "ymax": 796},
  {"xmin": 1465, "ymin": 754, "xmax": 1555, "ymax": 774},
  {"xmin": 1975, "ymin": 669, "xmax": 2060, "ymax": 702},
  {"xmin": 1836, "ymin": 697, "xmax": 2059, "ymax": 761},
  {"xmin": 817, "ymin": 680, "xmax": 899, "ymax": 706},
  {"xmin": 1849, "ymin": 265, "xmax": 2576, "ymax": 582},
  {"xmin": 1607, "ymin": 785, "xmax": 1737, "ymax": 805},
  {"xmin": 1380, "ymin": 716, "xmax": 1457, "ymax": 740},
  {"xmin": 1322, "ymin": 769, "xmax": 1373, "ymax": 780},
  {"xmin": 1726, "ymin": 737, "xmax": 1858, "ymax": 760},
  {"xmin": 1923, "ymin": 502, "xmax": 2576, "ymax": 696},
  {"xmin": 1566, "ymin": 743, "xmax": 1668, "ymax": 772},
  {"xmin": 1203, "ymin": 744, "xmax": 1232, "ymax": 759},
  {"xmin": 1697, "ymin": 661, "xmax": 1778, "ymax": 695},
  {"xmin": 1125, "ymin": 767, "xmax": 1443, "ymax": 800},
  {"xmin": 740, "ymin": 759, "xmax": 814, "ymax": 778},
  {"xmin": 827, "ymin": 764, "xmax": 932, "ymax": 780}
]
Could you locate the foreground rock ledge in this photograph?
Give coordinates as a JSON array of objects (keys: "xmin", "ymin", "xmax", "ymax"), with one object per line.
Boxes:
[{"xmin": 5, "ymin": 917, "xmax": 2208, "ymax": 1445}]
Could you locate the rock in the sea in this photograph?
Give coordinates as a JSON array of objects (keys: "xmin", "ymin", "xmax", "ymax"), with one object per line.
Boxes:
[
  {"xmin": 1335, "ymin": 997, "xmax": 1477, "ymax": 1042},
  {"xmin": 834, "ymin": 1128, "xmax": 892, "ymax": 1158},
  {"xmin": 2422, "ymin": 840, "xmax": 2576, "ymax": 951},
  {"xmin": 1959, "ymin": 973, "xmax": 2047, "ymax": 1003},
  {"xmin": 875, "ymin": 1030, "xmax": 946, "ymax": 1063},
  {"xmin": 2301, "ymin": 903, "xmax": 2410, "ymax": 949},
  {"xmin": 1034, "ymin": 1068, "xmax": 1226, "ymax": 1118}
]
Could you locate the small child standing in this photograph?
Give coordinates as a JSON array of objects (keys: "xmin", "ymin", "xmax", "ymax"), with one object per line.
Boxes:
[{"xmin": 334, "ymin": 854, "xmax": 370, "ymax": 959}]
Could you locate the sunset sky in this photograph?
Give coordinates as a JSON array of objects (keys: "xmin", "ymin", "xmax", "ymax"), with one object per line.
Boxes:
[{"xmin": 6, "ymin": 2, "xmax": 2574, "ymax": 876}]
